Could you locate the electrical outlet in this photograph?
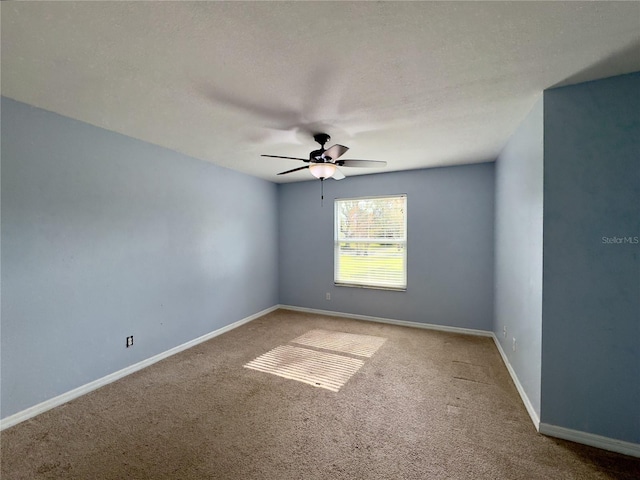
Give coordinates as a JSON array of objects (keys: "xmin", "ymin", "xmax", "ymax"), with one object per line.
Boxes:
[
  {"xmin": 503, "ymin": 326, "xmax": 507, "ymax": 338},
  {"xmin": 126, "ymin": 335, "xmax": 134, "ymax": 348},
  {"xmin": 512, "ymin": 337, "xmax": 517, "ymax": 352},
  {"xmin": 326, "ymin": 292, "xmax": 331, "ymax": 300}
]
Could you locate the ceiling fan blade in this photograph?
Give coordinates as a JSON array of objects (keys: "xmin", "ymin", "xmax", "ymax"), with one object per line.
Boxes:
[
  {"xmin": 277, "ymin": 166, "xmax": 309, "ymax": 175},
  {"xmin": 262, "ymin": 155, "xmax": 309, "ymax": 162},
  {"xmin": 332, "ymin": 168, "xmax": 345, "ymax": 180},
  {"xmin": 338, "ymin": 159, "xmax": 387, "ymax": 168},
  {"xmin": 323, "ymin": 144, "xmax": 349, "ymax": 161}
]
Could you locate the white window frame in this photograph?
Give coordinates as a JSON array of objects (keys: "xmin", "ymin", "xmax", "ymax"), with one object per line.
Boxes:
[{"xmin": 334, "ymin": 194, "xmax": 407, "ymax": 291}]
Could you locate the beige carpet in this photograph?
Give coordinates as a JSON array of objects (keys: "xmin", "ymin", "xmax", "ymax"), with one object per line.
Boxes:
[{"xmin": 2, "ymin": 309, "xmax": 639, "ymax": 479}]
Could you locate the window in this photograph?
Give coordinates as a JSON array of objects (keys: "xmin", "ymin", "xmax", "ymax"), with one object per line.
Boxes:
[{"xmin": 334, "ymin": 195, "xmax": 407, "ymax": 290}]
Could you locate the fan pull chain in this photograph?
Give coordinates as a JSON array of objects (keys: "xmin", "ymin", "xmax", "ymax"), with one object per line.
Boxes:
[{"xmin": 320, "ymin": 178, "xmax": 324, "ymax": 206}]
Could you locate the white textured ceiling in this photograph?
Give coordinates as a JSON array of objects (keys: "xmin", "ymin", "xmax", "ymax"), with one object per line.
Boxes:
[{"xmin": 2, "ymin": 1, "xmax": 639, "ymax": 183}]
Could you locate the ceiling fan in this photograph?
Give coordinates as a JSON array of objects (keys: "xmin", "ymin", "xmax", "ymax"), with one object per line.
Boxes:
[{"xmin": 262, "ymin": 133, "xmax": 387, "ymax": 180}]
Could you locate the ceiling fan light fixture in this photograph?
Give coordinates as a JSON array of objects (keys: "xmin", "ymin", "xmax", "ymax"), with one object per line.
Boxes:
[{"xmin": 309, "ymin": 162, "xmax": 336, "ymax": 179}]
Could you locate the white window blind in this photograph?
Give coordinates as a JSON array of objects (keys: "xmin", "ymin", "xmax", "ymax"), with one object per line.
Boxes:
[{"xmin": 334, "ymin": 195, "xmax": 407, "ymax": 290}]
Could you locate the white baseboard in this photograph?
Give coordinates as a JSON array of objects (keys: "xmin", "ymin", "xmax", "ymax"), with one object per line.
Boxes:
[
  {"xmin": 490, "ymin": 333, "xmax": 540, "ymax": 430},
  {"xmin": 278, "ymin": 304, "xmax": 494, "ymax": 338},
  {"xmin": 539, "ymin": 423, "xmax": 640, "ymax": 458},
  {"xmin": 0, "ymin": 305, "xmax": 278, "ymax": 431},
  {"xmin": 6, "ymin": 304, "xmax": 637, "ymax": 459}
]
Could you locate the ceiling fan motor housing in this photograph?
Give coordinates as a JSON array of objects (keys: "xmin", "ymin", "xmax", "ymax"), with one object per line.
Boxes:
[
  {"xmin": 310, "ymin": 133, "xmax": 335, "ymax": 161},
  {"xmin": 310, "ymin": 149, "xmax": 326, "ymax": 162}
]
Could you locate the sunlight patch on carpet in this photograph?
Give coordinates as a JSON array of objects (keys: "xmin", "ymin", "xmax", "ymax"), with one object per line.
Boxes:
[
  {"xmin": 290, "ymin": 329, "xmax": 387, "ymax": 357},
  {"xmin": 244, "ymin": 345, "xmax": 365, "ymax": 392}
]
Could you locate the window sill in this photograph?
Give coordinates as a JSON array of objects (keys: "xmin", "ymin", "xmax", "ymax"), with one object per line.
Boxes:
[{"xmin": 334, "ymin": 283, "xmax": 407, "ymax": 292}]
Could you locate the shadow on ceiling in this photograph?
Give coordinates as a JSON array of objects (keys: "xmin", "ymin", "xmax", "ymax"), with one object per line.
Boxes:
[{"xmin": 552, "ymin": 39, "xmax": 640, "ymax": 89}]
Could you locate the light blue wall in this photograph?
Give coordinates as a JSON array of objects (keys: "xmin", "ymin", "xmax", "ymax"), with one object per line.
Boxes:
[
  {"xmin": 494, "ymin": 97, "xmax": 544, "ymax": 418},
  {"xmin": 278, "ymin": 164, "xmax": 495, "ymax": 330},
  {"xmin": 1, "ymin": 97, "xmax": 279, "ymax": 419},
  {"xmin": 541, "ymin": 72, "xmax": 640, "ymax": 443}
]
